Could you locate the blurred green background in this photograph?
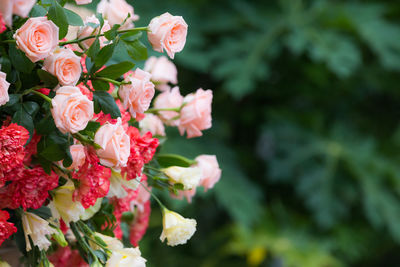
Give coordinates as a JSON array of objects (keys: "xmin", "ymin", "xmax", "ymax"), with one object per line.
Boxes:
[{"xmin": 96, "ymin": 0, "xmax": 400, "ymax": 266}]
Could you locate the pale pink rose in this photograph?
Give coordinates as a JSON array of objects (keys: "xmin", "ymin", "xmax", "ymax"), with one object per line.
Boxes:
[
  {"xmin": 153, "ymin": 86, "xmax": 183, "ymax": 126},
  {"xmin": 14, "ymin": 17, "xmax": 59, "ymax": 63},
  {"xmin": 68, "ymin": 144, "xmax": 86, "ymax": 170},
  {"xmin": 97, "ymin": 0, "xmax": 139, "ymax": 29},
  {"xmin": 178, "ymin": 89, "xmax": 212, "ymax": 138},
  {"xmin": 51, "ymin": 86, "xmax": 94, "ymax": 134},
  {"xmin": 171, "ymin": 188, "xmax": 196, "ymax": 203},
  {"xmin": 144, "ymin": 56, "xmax": 177, "ymax": 90},
  {"xmin": 195, "ymin": 155, "xmax": 221, "ymax": 190},
  {"xmin": 13, "ymin": 0, "xmax": 36, "ymax": 18},
  {"xmin": 77, "ymin": 15, "xmax": 111, "ymax": 49},
  {"xmin": 148, "ymin": 12, "xmax": 188, "ymax": 59},
  {"xmin": 94, "ymin": 118, "xmax": 130, "ymax": 169},
  {"xmin": 119, "ymin": 68, "xmax": 155, "ymax": 118},
  {"xmin": 0, "ymin": 71, "xmax": 10, "ymax": 106},
  {"xmin": 43, "ymin": 47, "xmax": 82, "ymax": 86},
  {"xmin": 139, "ymin": 114, "xmax": 165, "ymax": 136},
  {"xmin": 0, "ymin": 0, "xmax": 13, "ymax": 27},
  {"xmin": 75, "ymin": 0, "xmax": 92, "ymax": 4}
]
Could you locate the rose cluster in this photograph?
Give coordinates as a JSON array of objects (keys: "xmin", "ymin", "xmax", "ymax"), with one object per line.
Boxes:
[{"xmin": 0, "ymin": 0, "xmax": 221, "ymax": 266}]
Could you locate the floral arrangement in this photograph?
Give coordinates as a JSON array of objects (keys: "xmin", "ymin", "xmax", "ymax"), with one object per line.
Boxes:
[{"xmin": 0, "ymin": 0, "xmax": 221, "ymax": 266}]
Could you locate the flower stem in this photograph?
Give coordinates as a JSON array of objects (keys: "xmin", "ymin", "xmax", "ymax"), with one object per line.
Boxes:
[
  {"xmin": 22, "ymin": 87, "xmax": 52, "ymax": 103},
  {"xmin": 94, "ymin": 77, "xmax": 130, "ymax": 86},
  {"xmin": 59, "ymin": 27, "xmax": 149, "ymax": 46},
  {"xmin": 137, "ymin": 178, "xmax": 167, "ymax": 210},
  {"xmin": 145, "ymin": 107, "xmax": 181, "ymax": 114},
  {"xmin": 1, "ymin": 39, "xmax": 16, "ymax": 44}
]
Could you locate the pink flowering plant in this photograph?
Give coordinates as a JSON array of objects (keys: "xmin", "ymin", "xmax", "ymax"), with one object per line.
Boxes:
[{"xmin": 0, "ymin": 0, "xmax": 221, "ymax": 266}]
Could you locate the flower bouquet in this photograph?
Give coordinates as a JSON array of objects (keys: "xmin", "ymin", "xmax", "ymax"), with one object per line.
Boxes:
[{"xmin": 0, "ymin": 0, "xmax": 221, "ymax": 266}]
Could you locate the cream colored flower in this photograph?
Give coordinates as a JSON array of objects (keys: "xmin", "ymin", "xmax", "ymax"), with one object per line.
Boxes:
[
  {"xmin": 22, "ymin": 212, "xmax": 56, "ymax": 251},
  {"xmin": 0, "ymin": 260, "xmax": 11, "ymax": 267},
  {"xmin": 163, "ymin": 166, "xmax": 201, "ymax": 190},
  {"xmin": 107, "ymin": 170, "xmax": 139, "ymax": 198},
  {"xmin": 106, "ymin": 247, "xmax": 146, "ymax": 267},
  {"xmin": 160, "ymin": 209, "xmax": 197, "ymax": 246},
  {"xmin": 49, "ymin": 180, "xmax": 85, "ymax": 224}
]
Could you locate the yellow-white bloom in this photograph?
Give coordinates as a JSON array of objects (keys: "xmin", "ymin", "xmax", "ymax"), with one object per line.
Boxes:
[
  {"xmin": 107, "ymin": 170, "xmax": 139, "ymax": 198},
  {"xmin": 160, "ymin": 209, "xmax": 197, "ymax": 246},
  {"xmin": 91, "ymin": 233, "xmax": 123, "ymax": 251},
  {"xmin": 49, "ymin": 180, "xmax": 85, "ymax": 224},
  {"xmin": 163, "ymin": 166, "xmax": 202, "ymax": 190},
  {"xmin": 0, "ymin": 260, "xmax": 11, "ymax": 267},
  {"xmin": 22, "ymin": 212, "xmax": 56, "ymax": 251},
  {"xmin": 80, "ymin": 197, "xmax": 102, "ymax": 221},
  {"xmin": 106, "ymin": 247, "xmax": 146, "ymax": 267}
]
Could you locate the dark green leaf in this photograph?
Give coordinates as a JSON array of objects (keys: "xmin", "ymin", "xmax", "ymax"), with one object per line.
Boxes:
[
  {"xmin": 124, "ymin": 40, "xmax": 148, "ymax": 61},
  {"xmin": 104, "ymin": 24, "xmax": 120, "ymax": 40},
  {"xmin": 37, "ymin": 69, "xmax": 59, "ymax": 88},
  {"xmin": 92, "ymin": 79, "xmax": 110, "ymax": 91},
  {"xmin": 47, "ymin": 1, "xmax": 68, "ymax": 39},
  {"xmin": 23, "ymin": 101, "xmax": 40, "ymax": 117},
  {"xmin": 64, "ymin": 8, "xmax": 84, "ymax": 26},
  {"xmin": 87, "ymin": 38, "xmax": 100, "ymax": 60},
  {"xmin": 36, "ymin": 115, "xmax": 56, "ymax": 135},
  {"xmin": 94, "ymin": 42, "xmax": 117, "ymax": 67},
  {"xmin": 157, "ymin": 154, "xmax": 196, "ymax": 168},
  {"xmin": 12, "ymin": 105, "xmax": 34, "ymax": 141},
  {"xmin": 93, "ymin": 91, "xmax": 121, "ymax": 119},
  {"xmin": 8, "ymin": 45, "xmax": 35, "ymax": 73},
  {"xmin": 29, "ymin": 5, "xmax": 47, "ymax": 17},
  {"xmin": 39, "ymin": 144, "xmax": 65, "ymax": 161},
  {"xmin": 30, "ymin": 206, "xmax": 52, "ymax": 219},
  {"xmin": 96, "ymin": 61, "xmax": 135, "ymax": 79}
]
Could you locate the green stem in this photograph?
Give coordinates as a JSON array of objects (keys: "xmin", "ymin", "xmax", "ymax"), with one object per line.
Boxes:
[
  {"xmin": 70, "ymin": 222, "xmax": 99, "ymax": 263},
  {"xmin": 22, "ymin": 87, "xmax": 52, "ymax": 103},
  {"xmin": 145, "ymin": 107, "xmax": 181, "ymax": 114},
  {"xmin": 1, "ymin": 39, "xmax": 16, "ymax": 44},
  {"xmin": 137, "ymin": 179, "xmax": 167, "ymax": 210},
  {"xmin": 59, "ymin": 27, "xmax": 149, "ymax": 46},
  {"xmin": 94, "ymin": 77, "xmax": 130, "ymax": 86}
]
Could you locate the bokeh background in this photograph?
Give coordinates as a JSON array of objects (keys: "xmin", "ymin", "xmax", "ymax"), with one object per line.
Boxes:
[{"xmin": 91, "ymin": 0, "xmax": 400, "ymax": 266}]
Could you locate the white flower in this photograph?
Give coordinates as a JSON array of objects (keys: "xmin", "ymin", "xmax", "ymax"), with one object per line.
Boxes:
[
  {"xmin": 160, "ymin": 209, "xmax": 197, "ymax": 246},
  {"xmin": 163, "ymin": 166, "xmax": 202, "ymax": 190},
  {"xmin": 107, "ymin": 170, "xmax": 139, "ymax": 198},
  {"xmin": 22, "ymin": 212, "xmax": 56, "ymax": 251},
  {"xmin": 49, "ymin": 180, "xmax": 85, "ymax": 224},
  {"xmin": 106, "ymin": 247, "xmax": 146, "ymax": 267}
]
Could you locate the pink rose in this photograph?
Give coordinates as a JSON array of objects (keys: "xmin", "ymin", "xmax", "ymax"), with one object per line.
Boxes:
[
  {"xmin": 0, "ymin": 71, "xmax": 10, "ymax": 106},
  {"xmin": 148, "ymin": 12, "xmax": 188, "ymax": 59},
  {"xmin": 195, "ymin": 155, "xmax": 221, "ymax": 190},
  {"xmin": 178, "ymin": 89, "xmax": 212, "ymax": 138},
  {"xmin": 0, "ymin": 0, "xmax": 12, "ymax": 27},
  {"xmin": 153, "ymin": 86, "xmax": 183, "ymax": 126},
  {"xmin": 139, "ymin": 114, "xmax": 165, "ymax": 136},
  {"xmin": 51, "ymin": 86, "xmax": 94, "ymax": 134},
  {"xmin": 13, "ymin": 0, "xmax": 36, "ymax": 18},
  {"xmin": 75, "ymin": 0, "xmax": 92, "ymax": 4},
  {"xmin": 94, "ymin": 118, "xmax": 130, "ymax": 169},
  {"xmin": 119, "ymin": 68, "xmax": 155, "ymax": 118},
  {"xmin": 77, "ymin": 15, "xmax": 111, "ymax": 49},
  {"xmin": 14, "ymin": 17, "xmax": 59, "ymax": 63},
  {"xmin": 43, "ymin": 47, "xmax": 82, "ymax": 86},
  {"xmin": 97, "ymin": 0, "xmax": 139, "ymax": 29},
  {"xmin": 144, "ymin": 56, "xmax": 177, "ymax": 90},
  {"xmin": 68, "ymin": 144, "xmax": 86, "ymax": 170}
]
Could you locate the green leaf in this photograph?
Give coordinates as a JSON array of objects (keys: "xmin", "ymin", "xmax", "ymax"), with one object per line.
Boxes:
[
  {"xmin": 64, "ymin": 8, "xmax": 84, "ymax": 26},
  {"xmin": 12, "ymin": 105, "xmax": 34, "ymax": 140},
  {"xmin": 124, "ymin": 40, "xmax": 148, "ymax": 61},
  {"xmin": 37, "ymin": 69, "xmax": 59, "ymax": 88},
  {"xmin": 80, "ymin": 121, "xmax": 101, "ymax": 136},
  {"xmin": 104, "ymin": 24, "xmax": 120, "ymax": 40},
  {"xmin": 94, "ymin": 42, "xmax": 117, "ymax": 67},
  {"xmin": 93, "ymin": 91, "xmax": 121, "ymax": 119},
  {"xmin": 36, "ymin": 115, "xmax": 56, "ymax": 135},
  {"xmin": 120, "ymin": 31, "xmax": 142, "ymax": 42},
  {"xmin": 39, "ymin": 144, "xmax": 65, "ymax": 161},
  {"xmin": 8, "ymin": 45, "xmax": 35, "ymax": 73},
  {"xmin": 157, "ymin": 154, "xmax": 196, "ymax": 168},
  {"xmin": 2, "ymin": 94, "xmax": 20, "ymax": 108},
  {"xmin": 91, "ymin": 79, "xmax": 110, "ymax": 91},
  {"xmin": 87, "ymin": 37, "xmax": 100, "ymax": 60},
  {"xmin": 29, "ymin": 5, "xmax": 47, "ymax": 17},
  {"xmin": 96, "ymin": 61, "xmax": 135, "ymax": 79},
  {"xmin": 23, "ymin": 101, "xmax": 40, "ymax": 117},
  {"xmin": 47, "ymin": 1, "xmax": 68, "ymax": 39},
  {"xmin": 30, "ymin": 206, "xmax": 52, "ymax": 219}
]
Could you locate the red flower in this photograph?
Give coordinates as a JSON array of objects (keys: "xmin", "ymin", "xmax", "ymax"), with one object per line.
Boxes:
[
  {"xmin": 136, "ymin": 132, "xmax": 159, "ymax": 163},
  {"xmin": 0, "ymin": 13, "xmax": 6, "ymax": 34},
  {"xmin": 0, "ymin": 210, "xmax": 17, "ymax": 246},
  {"xmin": 0, "ymin": 123, "xmax": 29, "ymax": 185},
  {"xmin": 0, "ymin": 166, "xmax": 59, "ymax": 210},
  {"xmin": 73, "ymin": 151, "xmax": 111, "ymax": 209},
  {"xmin": 49, "ymin": 246, "xmax": 89, "ymax": 267},
  {"xmin": 130, "ymin": 199, "xmax": 151, "ymax": 247}
]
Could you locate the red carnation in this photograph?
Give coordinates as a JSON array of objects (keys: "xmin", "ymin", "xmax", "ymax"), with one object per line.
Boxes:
[
  {"xmin": 0, "ymin": 210, "xmax": 17, "ymax": 246},
  {"xmin": 0, "ymin": 13, "xmax": 6, "ymax": 34},
  {"xmin": 0, "ymin": 123, "xmax": 29, "ymax": 185},
  {"xmin": 0, "ymin": 166, "xmax": 59, "ymax": 210},
  {"xmin": 73, "ymin": 151, "xmax": 111, "ymax": 208}
]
